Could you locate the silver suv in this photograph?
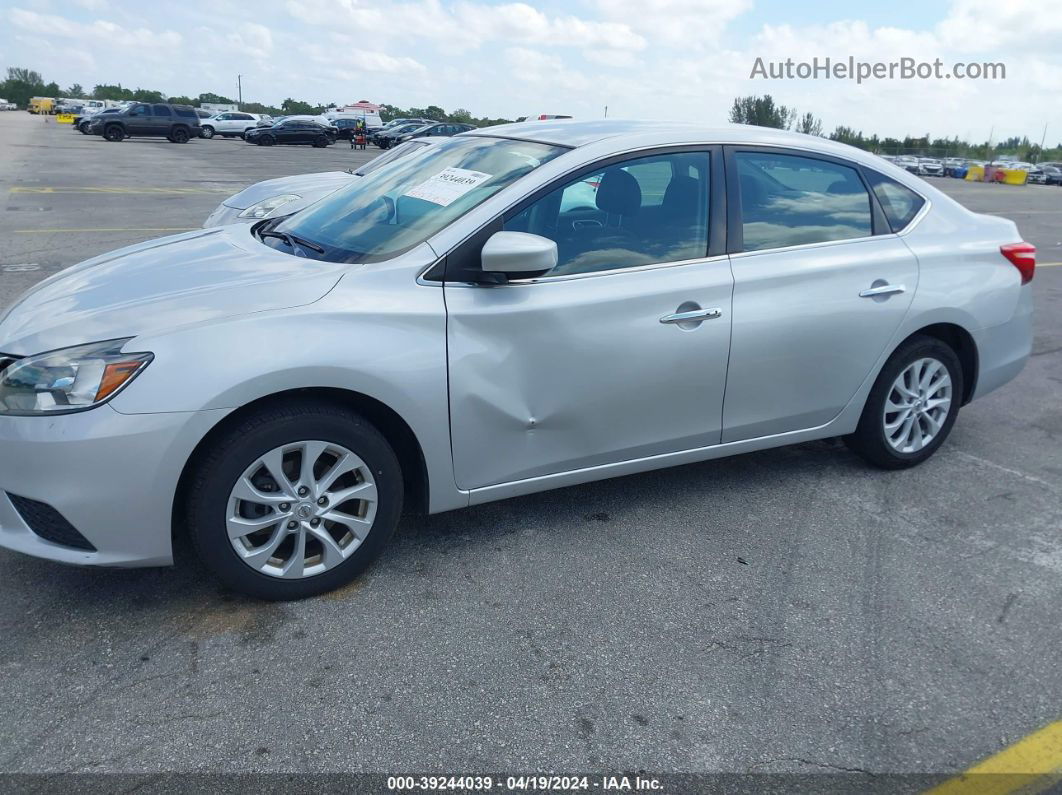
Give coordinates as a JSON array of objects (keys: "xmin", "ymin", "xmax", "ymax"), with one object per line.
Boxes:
[{"xmin": 0, "ymin": 121, "xmax": 1035, "ymax": 599}]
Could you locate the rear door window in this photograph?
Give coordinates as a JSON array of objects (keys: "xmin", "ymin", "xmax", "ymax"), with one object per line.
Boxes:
[
  {"xmin": 734, "ymin": 152, "xmax": 873, "ymax": 251},
  {"xmin": 152, "ymin": 104, "xmax": 172, "ymax": 116},
  {"xmin": 863, "ymin": 171, "xmax": 926, "ymax": 232}
]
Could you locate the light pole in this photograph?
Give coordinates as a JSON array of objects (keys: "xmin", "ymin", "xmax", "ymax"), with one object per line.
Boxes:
[{"xmin": 237, "ymin": 74, "xmax": 242, "ymax": 107}]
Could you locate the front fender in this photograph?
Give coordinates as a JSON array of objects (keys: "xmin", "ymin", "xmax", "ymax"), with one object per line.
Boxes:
[{"xmin": 110, "ymin": 250, "xmax": 463, "ymax": 512}]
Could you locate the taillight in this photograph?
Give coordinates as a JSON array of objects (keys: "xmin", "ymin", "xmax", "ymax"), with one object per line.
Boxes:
[{"xmin": 1000, "ymin": 242, "xmax": 1035, "ymax": 284}]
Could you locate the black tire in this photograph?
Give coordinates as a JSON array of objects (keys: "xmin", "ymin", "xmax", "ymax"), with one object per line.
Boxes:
[
  {"xmin": 312, "ymin": 134, "xmax": 328, "ymax": 148},
  {"xmin": 79, "ymin": 123, "xmax": 90, "ymax": 135},
  {"xmin": 201, "ymin": 125, "xmax": 215, "ymax": 139},
  {"xmin": 260, "ymin": 134, "xmax": 274, "ymax": 146},
  {"xmin": 103, "ymin": 124, "xmax": 124, "ymax": 142},
  {"xmin": 186, "ymin": 399, "xmax": 404, "ymax": 600},
  {"xmin": 845, "ymin": 335, "xmax": 963, "ymax": 470},
  {"xmin": 170, "ymin": 127, "xmax": 190, "ymax": 144}
]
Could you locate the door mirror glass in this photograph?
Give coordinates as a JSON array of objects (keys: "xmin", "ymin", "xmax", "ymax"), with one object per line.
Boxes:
[{"xmin": 481, "ymin": 231, "xmax": 558, "ymax": 275}]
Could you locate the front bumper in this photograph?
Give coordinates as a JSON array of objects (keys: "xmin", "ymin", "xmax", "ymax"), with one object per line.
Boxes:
[{"xmin": 0, "ymin": 405, "xmax": 230, "ymax": 567}]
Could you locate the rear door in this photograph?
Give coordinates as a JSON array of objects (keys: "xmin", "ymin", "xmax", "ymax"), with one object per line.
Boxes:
[
  {"xmin": 720, "ymin": 147, "xmax": 918, "ymax": 442},
  {"xmin": 151, "ymin": 104, "xmax": 173, "ymax": 135}
]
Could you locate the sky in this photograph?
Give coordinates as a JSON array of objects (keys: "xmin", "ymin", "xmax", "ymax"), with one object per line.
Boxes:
[{"xmin": 2, "ymin": 0, "xmax": 1061, "ymax": 144}]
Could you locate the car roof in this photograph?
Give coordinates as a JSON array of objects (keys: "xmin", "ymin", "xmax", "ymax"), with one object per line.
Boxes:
[{"xmin": 460, "ymin": 119, "xmax": 886, "ymax": 161}]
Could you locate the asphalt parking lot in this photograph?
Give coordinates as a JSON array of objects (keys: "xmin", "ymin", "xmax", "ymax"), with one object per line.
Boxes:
[{"xmin": 0, "ymin": 111, "xmax": 1060, "ymax": 781}]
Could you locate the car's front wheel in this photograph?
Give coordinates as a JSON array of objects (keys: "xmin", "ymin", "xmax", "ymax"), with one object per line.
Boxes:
[
  {"xmin": 846, "ymin": 335, "xmax": 963, "ymax": 469},
  {"xmin": 186, "ymin": 399, "xmax": 403, "ymax": 600},
  {"xmin": 103, "ymin": 124, "xmax": 124, "ymax": 142}
]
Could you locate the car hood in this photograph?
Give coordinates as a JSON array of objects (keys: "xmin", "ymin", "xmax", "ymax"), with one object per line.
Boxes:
[
  {"xmin": 0, "ymin": 225, "xmax": 347, "ymax": 356},
  {"xmin": 223, "ymin": 171, "xmax": 355, "ymax": 209}
]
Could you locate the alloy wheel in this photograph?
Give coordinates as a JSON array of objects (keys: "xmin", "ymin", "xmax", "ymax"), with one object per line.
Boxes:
[
  {"xmin": 226, "ymin": 440, "xmax": 378, "ymax": 579},
  {"xmin": 883, "ymin": 357, "xmax": 953, "ymax": 453}
]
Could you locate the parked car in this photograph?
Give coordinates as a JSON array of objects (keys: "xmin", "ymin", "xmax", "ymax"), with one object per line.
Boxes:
[
  {"xmin": 1038, "ymin": 165, "xmax": 1062, "ymax": 185},
  {"xmin": 942, "ymin": 158, "xmax": 967, "ymax": 177},
  {"xmin": 329, "ymin": 117, "xmax": 368, "ymax": 141},
  {"xmin": 244, "ymin": 119, "xmax": 337, "ymax": 147},
  {"xmin": 0, "ymin": 121, "xmax": 1035, "ymax": 599},
  {"xmin": 916, "ymin": 158, "xmax": 943, "ymax": 176},
  {"xmin": 392, "ymin": 121, "xmax": 476, "ymax": 145},
  {"xmin": 74, "ymin": 107, "xmax": 122, "ymax": 134},
  {"xmin": 373, "ymin": 122, "xmax": 433, "ymax": 149},
  {"xmin": 369, "ymin": 118, "xmax": 432, "ymax": 144},
  {"xmin": 203, "ymin": 138, "xmax": 447, "ymax": 227},
  {"xmin": 895, "ymin": 156, "xmax": 920, "ymax": 173},
  {"xmin": 87, "ymin": 102, "xmax": 201, "ymax": 143},
  {"xmin": 200, "ymin": 112, "xmax": 269, "ymax": 139},
  {"xmin": 1027, "ymin": 168, "xmax": 1047, "ymax": 185},
  {"xmin": 0, "ymin": 98, "xmax": 17, "ymax": 111}
]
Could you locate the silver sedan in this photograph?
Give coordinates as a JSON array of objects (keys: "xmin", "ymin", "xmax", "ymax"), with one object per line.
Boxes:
[{"xmin": 0, "ymin": 120, "xmax": 1035, "ymax": 599}]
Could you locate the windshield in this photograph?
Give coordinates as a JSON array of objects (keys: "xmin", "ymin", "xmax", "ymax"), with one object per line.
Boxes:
[
  {"xmin": 272, "ymin": 136, "xmax": 566, "ymax": 263},
  {"xmin": 354, "ymin": 140, "xmax": 430, "ymax": 176}
]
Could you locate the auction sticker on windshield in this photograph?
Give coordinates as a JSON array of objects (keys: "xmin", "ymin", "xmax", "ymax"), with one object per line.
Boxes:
[{"xmin": 404, "ymin": 168, "xmax": 491, "ymax": 206}]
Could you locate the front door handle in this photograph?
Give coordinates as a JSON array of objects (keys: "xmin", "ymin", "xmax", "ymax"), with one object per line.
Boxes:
[
  {"xmin": 660, "ymin": 307, "xmax": 723, "ymax": 324},
  {"xmin": 859, "ymin": 283, "xmax": 906, "ymax": 298}
]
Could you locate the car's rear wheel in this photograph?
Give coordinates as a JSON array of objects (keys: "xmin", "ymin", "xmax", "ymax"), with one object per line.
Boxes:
[
  {"xmin": 200, "ymin": 125, "xmax": 215, "ymax": 139},
  {"xmin": 846, "ymin": 335, "xmax": 963, "ymax": 469},
  {"xmin": 186, "ymin": 399, "xmax": 403, "ymax": 600},
  {"xmin": 312, "ymin": 134, "xmax": 328, "ymax": 148},
  {"xmin": 169, "ymin": 127, "xmax": 190, "ymax": 144},
  {"xmin": 103, "ymin": 124, "xmax": 124, "ymax": 142}
]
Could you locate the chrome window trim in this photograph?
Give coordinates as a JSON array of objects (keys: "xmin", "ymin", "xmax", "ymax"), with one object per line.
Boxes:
[
  {"xmin": 436, "ymin": 253, "xmax": 732, "ymax": 288},
  {"xmin": 728, "ymin": 231, "xmax": 895, "ymax": 260}
]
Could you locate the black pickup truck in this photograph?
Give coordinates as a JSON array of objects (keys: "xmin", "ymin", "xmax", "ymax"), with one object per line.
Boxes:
[{"xmin": 87, "ymin": 102, "xmax": 202, "ymax": 143}]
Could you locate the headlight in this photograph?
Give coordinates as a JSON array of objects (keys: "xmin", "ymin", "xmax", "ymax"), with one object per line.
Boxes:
[
  {"xmin": 0, "ymin": 339, "xmax": 152, "ymax": 415},
  {"xmin": 238, "ymin": 194, "xmax": 301, "ymax": 219}
]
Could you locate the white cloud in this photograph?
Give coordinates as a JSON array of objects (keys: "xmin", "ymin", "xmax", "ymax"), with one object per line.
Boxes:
[
  {"xmin": 286, "ymin": 0, "xmax": 646, "ymax": 51},
  {"xmin": 1, "ymin": 0, "xmax": 1060, "ymax": 145},
  {"xmin": 8, "ymin": 7, "xmax": 182, "ymax": 50},
  {"xmin": 592, "ymin": 0, "xmax": 752, "ymax": 45},
  {"xmin": 940, "ymin": 0, "xmax": 1062, "ymax": 53}
]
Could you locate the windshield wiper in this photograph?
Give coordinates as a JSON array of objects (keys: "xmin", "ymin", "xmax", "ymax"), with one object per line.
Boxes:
[{"xmin": 258, "ymin": 229, "xmax": 325, "ymax": 254}]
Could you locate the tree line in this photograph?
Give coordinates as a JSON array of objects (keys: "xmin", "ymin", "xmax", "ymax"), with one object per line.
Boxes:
[
  {"xmin": 729, "ymin": 94, "xmax": 1061, "ymax": 162},
  {"xmin": 0, "ymin": 66, "xmax": 513, "ymax": 127}
]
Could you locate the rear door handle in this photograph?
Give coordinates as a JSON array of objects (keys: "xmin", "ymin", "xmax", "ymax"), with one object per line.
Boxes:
[
  {"xmin": 660, "ymin": 308, "xmax": 722, "ymax": 324},
  {"xmin": 859, "ymin": 283, "xmax": 906, "ymax": 298}
]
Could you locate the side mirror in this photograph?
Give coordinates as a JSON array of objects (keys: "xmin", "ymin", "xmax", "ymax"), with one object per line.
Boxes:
[{"xmin": 481, "ymin": 231, "xmax": 558, "ymax": 276}]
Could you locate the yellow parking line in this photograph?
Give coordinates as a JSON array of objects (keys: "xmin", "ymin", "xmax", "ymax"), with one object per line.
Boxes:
[
  {"xmin": 12, "ymin": 227, "xmax": 197, "ymax": 234},
  {"xmin": 10, "ymin": 186, "xmax": 230, "ymax": 194},
  {"xmin": 926, "ymin": 720, "xmax": 1062, "ymax": 795}
]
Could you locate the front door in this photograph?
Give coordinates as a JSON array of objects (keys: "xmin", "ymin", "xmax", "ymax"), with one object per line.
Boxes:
[
  {"xmin": 721, "ymin": 148, "xmax": 919, "ymax": 442},
  {"xmin": 125, "ymin": 104, "xmax": 151, "ymax": 135},
  {"xmin": 446, "ymin": 148, "xmax": 733, "ymax": 490}
]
